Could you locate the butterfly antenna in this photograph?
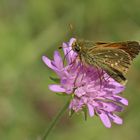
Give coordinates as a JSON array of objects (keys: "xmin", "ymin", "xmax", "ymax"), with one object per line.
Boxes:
[
  {"xmin": 68, "ymin": 23, "xmax": 77, "ymax": 39},
  {"xmin": 68, "ymin": 23, "xmax": 74, "ymax": 34}
]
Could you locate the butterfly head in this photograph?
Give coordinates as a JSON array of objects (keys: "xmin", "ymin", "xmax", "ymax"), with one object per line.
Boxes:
[{"xmin": 72, "ymin": 40, "xmax": 81, "ymax": 53}]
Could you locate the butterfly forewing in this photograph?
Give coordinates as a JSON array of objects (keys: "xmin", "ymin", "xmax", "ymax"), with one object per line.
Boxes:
[
  {"xmin": 91, "ymin": 49, "xmax": 130, "ymax": 72},
  {"xmin": 97, "ymin": 41, "xmax": 140, "ymax": 60}
]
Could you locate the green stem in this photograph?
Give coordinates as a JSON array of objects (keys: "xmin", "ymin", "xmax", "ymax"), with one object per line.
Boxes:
[{"xmin": 41, "ymin": 99, "xmax": 70, "ymax": 140}]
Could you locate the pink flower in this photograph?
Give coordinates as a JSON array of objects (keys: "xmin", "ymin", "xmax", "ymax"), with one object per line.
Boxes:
[{"xmin": 42, "ymin": 38, "xmax": 128, "ymax": 128}]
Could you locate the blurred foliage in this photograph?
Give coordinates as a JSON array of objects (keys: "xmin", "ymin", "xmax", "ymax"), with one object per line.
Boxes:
[{"xmin": 0, "ymin": 0, "xmax": 140, "ymax": 140}]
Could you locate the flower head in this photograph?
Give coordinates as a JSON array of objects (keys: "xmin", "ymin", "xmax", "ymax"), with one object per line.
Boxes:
[{"xmin": 42, "ymin": 38, "xmax": 128, "ymax": 128}]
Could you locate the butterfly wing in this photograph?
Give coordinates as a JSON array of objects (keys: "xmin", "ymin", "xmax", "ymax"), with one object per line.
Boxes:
[
  {"xmin": 82, "ymin": 41, "xmax": 140, "ymax": 84},
  {"xmin": 95, "ymin": 41, "xmax": 140, "ymax": 60}
]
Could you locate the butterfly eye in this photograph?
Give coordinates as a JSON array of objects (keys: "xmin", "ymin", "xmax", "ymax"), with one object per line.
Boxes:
[
  {"xmin": 74, "ymin": 45, "xmax": 80, "ymax": 52},
  {"xmin": 72, "ymin": 41, "xmax": 81, "ymax": 53}
]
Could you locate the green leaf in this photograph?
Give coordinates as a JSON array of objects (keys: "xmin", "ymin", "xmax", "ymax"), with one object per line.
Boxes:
[
  {"xmin": 83, "ymin": 106, "xmax": 87, "ymax": 121},
  {"xmin": 69, "ymin": 109, "xmax": 75, "ymax": 117},
  {"xmin": 56, "ymin": 92, "xmax": 67, "ymax": 96},
  {"xmin": 49, "ymin": 76, "xmax": 60, "ymax": 83}
]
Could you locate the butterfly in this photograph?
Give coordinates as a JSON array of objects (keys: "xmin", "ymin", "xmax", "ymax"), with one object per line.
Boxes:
[{"xmin": 72, "ymin": 39, "xmax": 140, "ymax": 85}]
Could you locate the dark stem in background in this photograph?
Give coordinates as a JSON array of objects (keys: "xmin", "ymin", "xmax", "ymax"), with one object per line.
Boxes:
[{"xmin": 41, "ymin": 99, "xmax": 70, "ymax": 140}]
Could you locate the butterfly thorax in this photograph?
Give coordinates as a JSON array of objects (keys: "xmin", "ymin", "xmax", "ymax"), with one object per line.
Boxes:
[{"xmin": 72, "ymin": 39, "xmax": 97, "ymax": 64}]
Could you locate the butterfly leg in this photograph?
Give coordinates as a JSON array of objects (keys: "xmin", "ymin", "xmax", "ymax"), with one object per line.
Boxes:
[
  {"xmin": 100, "ymin": 70, "xmax": 111, "ymax": 84},
  {"xmin": 69, "ymin": 55, "xmax": 85, "ymax": 92},
  {"xmin": 94, "ymin": 66, "xmax": 104, "ymax": 88}
]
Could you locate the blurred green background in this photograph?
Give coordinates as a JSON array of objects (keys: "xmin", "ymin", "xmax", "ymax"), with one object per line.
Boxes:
[{"xmin": 0, "ymin": 0, "xmax": 140, "ymax": 140}]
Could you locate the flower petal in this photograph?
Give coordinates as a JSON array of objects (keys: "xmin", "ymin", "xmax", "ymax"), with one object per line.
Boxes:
[
  {"xmin": 106, "ymin": 96, "xmax": 128, "ymax": 106},
  {"xmin": 62, "ymin": 41, "xmax": 77, "ymax": 64},
  {"xmin": 87, "ymin": 104, "xmax": 94, "ymax": 117},
  {"xmin": 42, "ymin": 56, "xmax": 54, "ymax": 69},
  {"xmin": 101, "ymin": 102, "xmax": 123, "ymax": 112},
  {"xmin": 69, "ymin": 98, "xmax": 83, "ymax": 112},
  {"xmin": 49, "ymin": 84, "xmax": 65, "ymax": 92},
  {"xmin": 69, "ymin": 38, "xmax": 76, "ymax": 47},
  {"xmin": 53, "ymin": 51, "xmax": 63, "ymax": 69},
  {"xmin": 114, "ymin": 95, "xmax": 128, "ymax": 106},
  {"xmin": 109, "ymin": 81, "xmax": 125, "ymax": 94},
  {"xmin": 108, "ymin": 113, "xmax": 123, "ymax": 125},
  {"xmin": 75, "ymin": 87, "xmax": 86, "ymax": 97},
  {"xmin": 114, "ymin": 86, "xmax": 125, "ymax": 94},
  {"xmin": 62, "ymin": 43, "xmax": 69, "ymax": 55},
  {"xmin": 98, "ymin": 111, "xmax": 111, "ymax": 128}
]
